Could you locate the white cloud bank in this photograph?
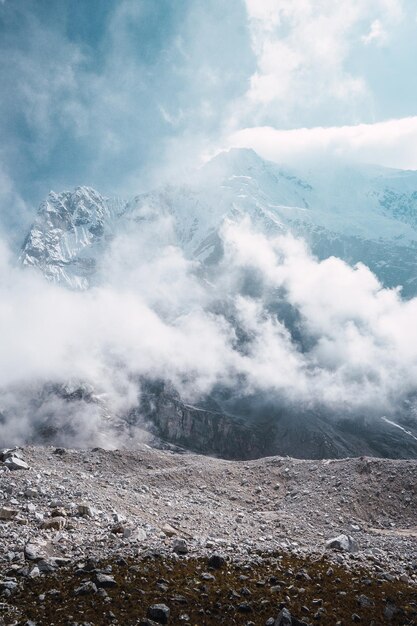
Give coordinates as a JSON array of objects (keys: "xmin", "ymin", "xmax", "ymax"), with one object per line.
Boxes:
[
  {"xmin": 1, "ymin": 216, "xmax": 417, "ymax": 446},
  {"xmin": 229, "ymin": 117, "xmax": 417, "ymax": 169},
  {"xmin": 230, "ymin": 0, "xmax": 405, "ymax": 129}
]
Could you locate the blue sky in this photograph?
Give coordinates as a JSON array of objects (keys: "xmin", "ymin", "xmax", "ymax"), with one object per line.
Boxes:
[{"xmin": 1, "ymin": 0, "xmax": 417, "ymax": 240}]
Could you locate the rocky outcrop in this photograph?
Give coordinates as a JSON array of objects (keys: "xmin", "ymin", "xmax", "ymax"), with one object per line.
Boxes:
[
  {"xmin": 20, "ymin": 187, "xmax": 117, "ymax": 289},
  {"xmin": 135, "ymin": 381, "xmax": 266, "ymax": 460}
]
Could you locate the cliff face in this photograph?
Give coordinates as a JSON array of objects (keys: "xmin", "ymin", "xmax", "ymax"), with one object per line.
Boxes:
[
  {"xmin": 3, "ymin": 378, "xmax": 417, "ymax": 460},
  {"xmin": 135, "ymin": 383, "xmax": 417, "ymax": 461},
  {"xmin": 134, "ymin": 383, "xmax": 265, "ymax": 460}
]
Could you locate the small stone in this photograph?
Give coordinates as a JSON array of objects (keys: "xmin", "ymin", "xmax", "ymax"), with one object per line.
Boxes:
[
  {"xmin": 162, "ymin": 523, "xmax": 177, "ymax": 537},
  {"xmin": 25, "ymin": 488, "xmax": 38, "ymax": 498},
  {"xmin": 274, "ymin": 608, "xmax": 292, "ymax": 626},
  {"xmin": 53, "ymin": 448, "xmax": 66, "ymax": 455},
  {"xmin": 95, "ymin": 573, "xmax": 117, "ymax": 588},
  {"xmin": 135, "ymin": 527, "xmax": 147, "ymax": 542},
  {"xmin": 172, "ymin": 538, "xmax": 188, "ymax": 555},
  {"xmin": 384, "ymin": 603, "xmax": 398, "ymax": 620},
  {"xmin": 24, "ymin": 541, "xmax": 47, "ymax": 562},
  {"xmin": 41, "ymin": 517, "xmax": 66, "ymax": 531},
  {"xmin": 352, "ymin": 614, "xmax": 361, "ymax": 623},
  {"xmin": 208, "ymin": 553, "xmax": 226, "ymax": 569},
  {"xmin": 147, "ymin": 603, "xmax": 170, "ymax": 624},
  {"xmin": 325, "ymin": 534, "xmax": 356, "ymax": 552},
  {"xmin": 77, "ymin": 503, "xmax": 94, "ymax": 517},
  {"xmin": 28, "ymin": 566, "xmax": 40, "ymax": 578},
  {"xmin": 74, "ymin": 581, "xmax": 97, "ymax": 596},
  {"xmin": 357, "ymin": 594, "xmax": 374, "ymax": 608},
  {"xmin": 0, "ymin": 507, "xmax": 18, "ymax": 521}
]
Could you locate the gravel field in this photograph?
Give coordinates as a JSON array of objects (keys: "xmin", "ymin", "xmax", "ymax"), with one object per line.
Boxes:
[{"xmin": 0, "ymin": 446, "xmax": 416, "ymax": 625}]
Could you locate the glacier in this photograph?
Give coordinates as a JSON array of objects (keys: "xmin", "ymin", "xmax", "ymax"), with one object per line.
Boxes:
[{"xmin": 20, "ymin": 148, "xmax": 417, "ymax": 296}]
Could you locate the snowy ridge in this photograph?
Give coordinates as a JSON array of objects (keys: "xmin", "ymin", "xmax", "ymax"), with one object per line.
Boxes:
[
  {"xmin": 20, "ymin": 149, "xmax": 417, "ymax": 294},
  {"xmin": 20, "ymin": 186, "xmax": 117, "ymax": 289}
]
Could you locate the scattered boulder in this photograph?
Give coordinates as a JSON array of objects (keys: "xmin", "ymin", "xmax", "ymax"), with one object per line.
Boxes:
[
  {"xmin": 275, "ymin": 608, "xmax": 292, "ymax": 625},
  {"xmin": 41, "ymin": 517, "xmax": 66, "ymax": 531},
  {"xmin": 147, "ymin": 603, "xmax": 170, "ymax": 624},
  {"xmin": 172, "ymin": 538, "xmax": 188, "ymax": 555},
  {"xmin": 95, "ymin": 573, "xmax": 117, "ymax": 588},
  {"xmin": 24, "ymin": 540, "xmax": 49, "ymax": 562},
  {"xmin": 74, "ymin": 581, "xmax": 97, "ymax": 596},
  {"xmin": 77, "ymin": 503, "xmax": 94, "ymax": 517},
  {"xmin": 0, "ymin": 579, "xmax": 18, "ymax": 592},
  {"xmin": 162, "ymin": 523, "xmax": 177, "ymax": 537},
  {"xmin": 4, "ymin": 456, "xmax": 29, "ymax": 471},
  {"xmin": 325, "ymin": 534, "xmax": 356, "ymax": 552},
  {"xmin": 357, "ymin": 594, "xmax": 374, "ymax": 608},
  {"xmin": 274, "ymin": 607, "xmax": 308, "ymax": 626},
  {"xmin": 208, "ymin": 553, "xmax": 226, "ymax": 569},
  {"xmin": 0, "ymin": 448, "xmax": 23, "ymax": 462},
  {"xmin": 0, "ymin": 507, "xmax": 18, "ymax": 521}
]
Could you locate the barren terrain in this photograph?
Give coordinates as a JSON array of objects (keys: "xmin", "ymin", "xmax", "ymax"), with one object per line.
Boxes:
[{"xmin": 0, "ymin": 446, "xmax": 416, "ymax": 624}]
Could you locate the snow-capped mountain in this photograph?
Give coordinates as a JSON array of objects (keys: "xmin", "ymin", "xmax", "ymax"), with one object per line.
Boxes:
[
  {"xmin": 15, "ymin": 148, "xmax": 417, "ymax": 459},
  {"xmin": 21, "ymin": 148, "xmax": 417, "ymax": 295},
  {"xmin": 20, "ymin": 187, "xmax": 119, "ymax": 289}
]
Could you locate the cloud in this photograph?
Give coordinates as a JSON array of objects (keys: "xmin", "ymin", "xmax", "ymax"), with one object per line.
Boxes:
[
  {"xmin": 230, "ymin": 0, "xmax": 405, "ymax": 129},
  {"xmin": 229, "ymin": 116, "xmax": 417, "ymax": 169},
  {"xmin": 0, "ymin": 0, "xmax": 416, "ymax": 222},
  {"xmin": 0, "ymin": 0, "xmax": 252, "ymax": 213},
  {"xmin": 362, "ymin": 19, "xmax": 388, "ymax": 45},
  {"xmin": 1, "ymin": 212, "xmax": 417, "ymax": 446}
]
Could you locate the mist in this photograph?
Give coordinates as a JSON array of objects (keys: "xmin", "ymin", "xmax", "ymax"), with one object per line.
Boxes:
[{"xmin": 1, "ymin": 212, "xmax": 417, "ymax": 447}]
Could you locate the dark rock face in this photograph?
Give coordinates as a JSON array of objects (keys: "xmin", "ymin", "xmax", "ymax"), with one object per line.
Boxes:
[
  {"xmin": 3, "ymin": 377, "xmax": 417, "ymax": 461},
  {"xmin": 136, "ymin": 381, "xmax": 417, "ymax": 460},
  {"xmin": 136, "ymin": 381, "xmax": 265, "ymax": 460}
]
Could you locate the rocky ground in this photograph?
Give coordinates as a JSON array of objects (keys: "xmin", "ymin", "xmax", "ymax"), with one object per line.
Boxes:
[{"xmin": 0, "ymin": 446, "xmax": 416, "ymax": 625}]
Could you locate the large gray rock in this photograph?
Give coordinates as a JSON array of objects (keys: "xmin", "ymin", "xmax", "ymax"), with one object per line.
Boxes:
[
  {"xmin": 4, "ymin": 456, "xmax": 29, "ymax": 471},
  {"xmin": 147, "ymin": 603, "xmax": 170, "ymax": 624},
  {"xmin": 274, "ymin": 607, "xmax": 308, "ymax": 626},
  {"xmin": 172, "ymin": 538, "xmax": 188, "ymax": 555},
  {"xmin": 0, "ymin": 507, "xmax": 18, "ymax": 520},
  {"xmin": 95, "ymin": 573, "xmax": 117, "ymax": 588},
  {"xmin": 325, "ymin": 534, "xmax": 356, "ymax": 552}
]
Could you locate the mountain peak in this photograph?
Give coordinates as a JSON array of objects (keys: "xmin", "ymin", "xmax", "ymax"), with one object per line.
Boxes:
[
  {"xmin": 20, "ymin": 186, "xmax": 116, "ymax": 289},
  {"xmin": 208, "ymin": 146, "xmax": 263, "ymax": 166}
]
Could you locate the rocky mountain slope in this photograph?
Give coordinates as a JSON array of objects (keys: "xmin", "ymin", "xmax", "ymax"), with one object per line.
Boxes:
[{"xmin": 0, "ymin": 446, "xmax": 416, "ymax": 624}]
